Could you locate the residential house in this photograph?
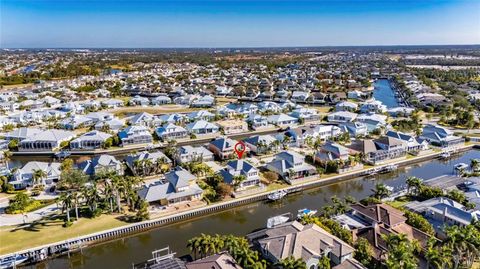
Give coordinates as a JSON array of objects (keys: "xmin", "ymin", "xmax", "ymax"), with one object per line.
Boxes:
[
  {"xmin": 386, "ymin": 130, "xmax": 428, "ymax": 153},
  {"xmin": 349, "ymin": 136, "xmax": 407, "ymax": 165},
  {"xmin": 248, "ymin": 221, "xmax": 354, "ymax": 268},
  {"xmin": 336, "ymin": 101, "xmax": 358, "ymax": 112},
  {"xmin": 420, "ymin": 124, "xmax": 464, "ymax": 148},
  {"xmin": 243, "ymin": 135, "xmax": 279, "ymax": 155},
  {"xmin": 405, "ymin": 197, "xmax": 480, "ymax": 238},
  {"xmin": 137, "ymin": 167, "xmax": 202, "ymax": 205},
  {"xmin": 78, "ymin": 154, "xmax": 124, "ymax": 177},
  {"xmin": 266, "ymin": 151, "xmax": 316, "ymax": 182},
  {"xmin": 339, "ymin": 122, "xmax": 368, "ymax": 137},
  {"xmin": 19, "ymin": 129, "xmax": 76, "ymax": 151},
  {"xmin": 186, "ymin": 252, "xmax": 242, "ymax": 269},
  {"xmin": 60, "ymin": 115, "xmax": 95, "ymax": 130},
  {"xmin": 359, "ymin": 98, "xmax": 387, "ymax": 114},
  {"xmin": 289, "ymin": 108, "xmax": 320, "ymax": 122},
  {"xmin": 175, "ymin": 145, "xmax": 214, "ymax": 164},
  {"xmin": 155, "ymin": 123, "xmax": 188, "ymax": 141},
  {"xmin": 4, "ymin": 127, "xmax": 43, "ymax": 141},
  {"xmin": 191, "ymin": 95, "xmax": 215, "ymax": 108},
  {"xmin": 118, "ymin": 125, "xmax": 153, "ymax": 146},
  {"xmin": 208, "ymin": 137, "xmax": 239, "ymax": 160},
  {"xmin": 186, "ymin": 120, "xmax": 220, "ymax": 136},
  {"xmin": 247, "ymin": 114, "xmax": 270, "ymax": 130},
  {"xmin": 11, "ymin": 161, "xmax": 61, "ymax": 189},
  {"xmin": 217, "ymin": 119, "xmax": 248, "ymax": 134},
  {"xmin": 219, "ymin": 160, "xmax": 260, "ymax": 190},
  {"xmin": 70, "ymin": 130, "xmax": 112, "ymax": 150},
  {"xmin": 129, "ymin": 95, "xmax": 150, "ymax": 106},
  {"xmin": 125, "ymin": 151, "xmax": 172, "ymax": 175},
  {"xmin": 328, "ymin": 111, "xmax": 357, "ymax": 123},
  {"xmin": 267, "ymin": 113, "xmax": 298, "ymax": 127},
  {"xmin": 151, "ymin": 96, "xmax": 172, "ymax": 105},
  {"xmin": 355, "ymin": 113, "xmax": 388, "ymax": 132},
  {"xmin": 333, "ymin": 203, "xmax": 430, "ymax": 261},
  {"xmin": 187, "ymin": 110, "xmax": 215, "ymax": 122}
]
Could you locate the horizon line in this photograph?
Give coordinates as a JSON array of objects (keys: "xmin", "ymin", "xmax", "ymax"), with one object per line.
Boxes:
[{"xmin": 2, "ymin": 44, "xmax": 480, "ymax": 50}]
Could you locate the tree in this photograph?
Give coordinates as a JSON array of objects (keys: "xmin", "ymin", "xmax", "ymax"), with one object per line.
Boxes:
[
  {"xmin": 275, "ymin": 257, "xmax": 306, "ymax": 269},
  {"xmin": 58, "ymin": 192, "xmax": 73, "ymax": 224},
  {"xmin": 60, "ymin": 158, "xmax": 74, "ymax": 172},
  {"xmin": 135, "ymin": 200, "xmax": 150, "ymax": 221},
  {"xmin": 32, "ymin": 169, "xmax": 47, "ymax": 186},
  {"xmin": 382, "ymin": 233, "xmax": 419, "ymax": 269},
  {"xmin": 372, "ymin": 183, "xmax": 392, "ymax": 200},
  {"xmin": 405, "ymin": 176, "xmax": 423, "ymax": 196},
  {"xmin": 317, "ymin": 256, "xmax": 330, "ymax": 269},
  {"xmin": 354, "ymin": 238, "xmax": 374, "ymax": 267},
  {"xmin": 6, "ymin": 192, "xmax": 31, "ymax": 214}
]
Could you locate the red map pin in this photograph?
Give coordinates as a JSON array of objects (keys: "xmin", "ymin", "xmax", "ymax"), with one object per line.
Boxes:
[{"xmin": 234, "ymin": 141, "xmax": 246, "ymax": 159}]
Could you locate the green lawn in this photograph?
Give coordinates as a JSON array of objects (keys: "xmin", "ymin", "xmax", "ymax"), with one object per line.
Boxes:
[{"xmin": 0, "ymin": 214, "xmax": 129, "ymax": 255}]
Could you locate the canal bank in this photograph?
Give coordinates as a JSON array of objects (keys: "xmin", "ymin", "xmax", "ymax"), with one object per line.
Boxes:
[{"xmin": 5, "ymin": 145, "xmax": 478, "ymax": 268}]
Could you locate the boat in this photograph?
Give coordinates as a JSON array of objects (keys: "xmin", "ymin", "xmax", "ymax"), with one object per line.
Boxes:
[
  {"xmin": 380, "ymin": 164, "xmax": 398, "ymax": 173},
  {"xmin": 440, "ymin": 152, "xmax": 451, "ymax": 159},
  {"xmin": 454, "ymin": 163, "xmax": 469, "ymax": 171},
  {"xmin": 267, "ymin": 213, "xmax": 291, "ymax": 228},
  {"xmin": 297, "ymin": 208, "xmax": 317, "ymax": 219},
  {"xmin": 55, "ymin": 150, "xmax": 71, "ymax": 159},
  {"xmin": 267, "ymin": 190, "xmax": 288, "ymax": 201},
  {"xmin": 0, "ymin": 254, "xmax": 29, "ymax": 269}
]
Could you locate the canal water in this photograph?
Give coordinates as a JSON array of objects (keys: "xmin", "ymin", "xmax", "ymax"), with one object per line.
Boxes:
[
  {"xmin": 25, "ymin": 149, "xmax": 480, "ymax": 269},
  {"xmin": 373, "ymin": 79, "xmax": 399, "ymax": 108}
]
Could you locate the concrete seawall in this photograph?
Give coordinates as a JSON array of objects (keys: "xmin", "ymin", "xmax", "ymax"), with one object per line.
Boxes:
[{"xmin": 1, "ymin": 144, "xmax": 477, "ymax": 265}]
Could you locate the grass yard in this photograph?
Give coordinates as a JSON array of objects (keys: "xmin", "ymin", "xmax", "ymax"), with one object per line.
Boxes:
[
  {"xmin": 0, "ymin": 214, "xmax": 129, "ymax": 255},
  {"xmin": 108, "ymin": 105, "xmax": 200, "ymax": 117}
]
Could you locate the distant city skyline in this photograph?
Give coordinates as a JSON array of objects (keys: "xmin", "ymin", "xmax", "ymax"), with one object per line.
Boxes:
[{"xmin": 1, "ymin": 0, "xmax": 479, "ymax": 48}]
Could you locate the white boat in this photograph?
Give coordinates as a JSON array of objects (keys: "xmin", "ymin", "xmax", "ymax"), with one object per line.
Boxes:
[
  {"xmin": 267, "ymin": 190, "xmax": 287, "ymax": 201},
  {"xmin": 297, "ymin": 208, "xmax": 317, "ymax": 219},
  {"xmin": 381, "ymin": 164, "xmax": 398, "ymax": 173},
  {"xmin": 267, "ymin": 213, "xmax": 291, "ymax": 228},
  {"xmin": 55, "ymin": 150, "xmax": 71, "ymax": 159},
  {"xmin": 454, "ymin": 163, "xmax": 469, "ymax": 171},
  {"xmin": 0, "ymin": 255, "xmax": 29, "ymax": 269},
  {"xmin": 440, "ymin": 152, "xmax": 451, "ymax": 159}
]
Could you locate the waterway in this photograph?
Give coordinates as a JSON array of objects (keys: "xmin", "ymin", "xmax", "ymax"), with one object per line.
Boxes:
[
  {"xmin": 373, "ymin": 78, "xmax": 399, "ymax": 108},
  {"xmin": 24, "ymin": 149, "xmax": 480, "ymax": 269}
]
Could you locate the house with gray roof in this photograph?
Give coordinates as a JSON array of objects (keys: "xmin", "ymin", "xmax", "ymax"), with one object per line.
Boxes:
[
  {"xmin": 155, "ymin": 123, "xmax": 188, "ymax": 141},
  {"xmin": 19, "ymin": 129, "xmax": 75, "ymax": 151},
  {"xmin": 248, "ymin": 221, "xmax": 354, "ymax": 268},
  {"xmin": 187, "ymin": 110, "xmax": 215, "ymax": 122},
  {"xmin": 118, "ymin": 125, "xmax": 153, "ymax": 146},
  {"xmin": 405, "ymin": 197, "xmax": 480, "ymax": 239},
  {"xmin": 78, "ymin": 154, "xmax": 124, "ymax": 177},
  {"xmin": 175, "ymin": 145, "xmax": 214, "ymax": 164},
  {"xmin": 219, "ymin": 160, "xmax": 260, "ymax": 190},
  {"xmin": 208, "ymin": 137, "xmax": 239, "ymax": 160},
  {"xmin": 265, "ymin": 151, "xmax": 316, "ymax": 182},
  {"xmin": 266, "ymin": 113, "xmax": 298, "ymax": 127},
  {"xmin": 4, "ymin": 127, "xmax": 43, "ymax": 141},
  {"xmin": 11, "ymin": 161, "xmax": 61, "ymax": 189},
  {"xmin": 386, "ymin": 130, "xmax": 428, "ymax": 153},
  {"xmin": 349, "ymin": 136, "xmax": 407, "ymax": 165},
  {"xmin": 125, "ymin": 151, "xmax": 172, "ymax": 176},
  {"xmin": 420, "ymin": 124, "xmax": 464, "ymax": 148},
  {"xmin": 243, "ymin": 134, "xmax": 279, "ymax": 155},
  {"xmin": 70, "ymin": 130, "xmax": 112, "ymax": 150},
  {"xmin": 186, "ymin": 120, "xmax": 219, "ymax": 136},
  {"xmin": 137, "ymin": 167, "xmax": 202, "ymax": 205}
]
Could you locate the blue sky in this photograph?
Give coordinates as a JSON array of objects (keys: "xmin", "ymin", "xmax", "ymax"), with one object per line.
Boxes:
[{"xmin": 1, "ymin": 0, "xmax": 479, "ymax": 48}]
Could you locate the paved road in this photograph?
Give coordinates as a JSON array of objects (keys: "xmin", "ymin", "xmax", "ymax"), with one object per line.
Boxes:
[{"xmin": 0, "ymin": 194, "xmax": 60, "ymax": 227}]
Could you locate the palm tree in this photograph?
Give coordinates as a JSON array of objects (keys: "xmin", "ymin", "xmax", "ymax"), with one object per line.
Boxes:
[
  {"xmin": 32, "ymin": 169, "xmax": 47, "ymax": 186},
  {"xmin": 58, "ymin": 192, "xmax": 73, "ymax": 223},
  {"xmin": 372, "ymin": 183, "xmax": 392, "ymax": 200},
  {"xmin": 470, "ymin": 158, "xmax": 480, "ymax": 172},
  {"xmin": 382, "ymin": 233, "xmax": 419, "ymax": 269},
  {"xmin": 274, "ymin": 257, "xmax": 306, "ymax": 269},
  {"xmin": 282, "ymin": 136, "xmax": 291, "ymax": 149},
  {"xmin": 406, "ymin": 176, "xmax": 423, "ymax": 195}
]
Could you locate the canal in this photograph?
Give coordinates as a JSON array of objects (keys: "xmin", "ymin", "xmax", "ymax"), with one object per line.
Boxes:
[
  {"xmin": 26, "ymin": 149, "xmax": 480, "ymax": 269},
  {"xmin": 373, "ymin": 78, "xmax": 399, "ymax": 108}
]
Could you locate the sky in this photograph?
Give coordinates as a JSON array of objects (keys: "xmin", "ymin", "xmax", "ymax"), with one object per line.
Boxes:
[{"xmin": 1, "ymin": 0, "xmax": 479, "ymax": 48}]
